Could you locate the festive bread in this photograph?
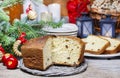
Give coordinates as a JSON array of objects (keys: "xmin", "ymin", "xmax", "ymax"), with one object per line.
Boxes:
[
  {"xmin": 21, "ymin": 36, "xmax": 85, "ymax": 70},
  {"xmin": 82, "ymin": 35, "xmax": 110, "ymax": 55},
  {"xmin": 21, "ymin": 36, "xmax": 53, "ymax": 70},
  {"xmin": 91, "ymin": 0, "xmax": 120, "ymax": 16},
  {"xmin": 100, "ymin": 36, "xmax": 120, "ymax": 54}
]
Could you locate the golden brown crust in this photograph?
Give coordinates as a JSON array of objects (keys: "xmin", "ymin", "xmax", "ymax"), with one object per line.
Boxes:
[
  {"xmin": 78, "ymin": 41, "xmax": 85, "ymax": 64},
  {"xmin": 85, "ymin": 42, "xmax": 110, "ymax": 55},
  {"xmin": 104, "ymin": 44, "xmax": 120, "ymax": 54},
  {"xmin": 99, "ymin": 36, "xmax": 120, "ymax": 54},
  {"xmin": 21, "ymin": 36, "xmax": 51, "ymax": 70},
  {"xmin": 84, "ymin": 35, "xmax": 110, "ymax": 55}
]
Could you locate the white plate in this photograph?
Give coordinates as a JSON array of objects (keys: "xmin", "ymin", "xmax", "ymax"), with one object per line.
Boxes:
[
  {"xmin": 42, "ymin": 23, "xmax": 78, "ymax": 33},
  {"xmin": 46, "ymin": 32, "xmax": 77, "ymax": 36},
  {"xmin": 84, "ymin": 52, "xmax": 120, "ymax": 58}
]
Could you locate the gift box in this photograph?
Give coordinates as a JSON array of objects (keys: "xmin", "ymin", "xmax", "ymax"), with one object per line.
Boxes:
[{"xmin": 4, "ymin": 3, "xmax": 23, "ymax": 24}]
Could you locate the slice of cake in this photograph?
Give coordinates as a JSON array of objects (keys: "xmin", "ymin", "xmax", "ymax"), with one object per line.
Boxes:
[
  {"xmin": 100, "ymin": 36, "xmax": 120, "ymax": 54},
  {"xmin": 82, "ymin": 35, "xmax": 110, "ymax": 55},
  {"xmin": 21, "ymin": 36, "xmax": 85, "ymax": 70}
]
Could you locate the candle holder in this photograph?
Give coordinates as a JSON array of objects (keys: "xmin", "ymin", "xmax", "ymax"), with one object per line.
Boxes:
[
  {"xmin": 100, "ymin": 14, "xmax": 116, "ymax": 38},
  {"xmin": 76, "ymin": 12, "xmax": 94, "ymax": 38}
]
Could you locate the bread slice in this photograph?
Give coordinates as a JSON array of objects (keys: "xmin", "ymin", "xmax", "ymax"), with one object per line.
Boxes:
[
  {"xmin": 82, "ymin": 35, "xmax": 110, "ymax": 54},
  {"xmin": 100, "ymin": 36, "xmax": 120, "ymax": 54}
]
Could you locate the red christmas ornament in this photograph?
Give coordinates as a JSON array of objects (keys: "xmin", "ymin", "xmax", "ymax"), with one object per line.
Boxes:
[
  {"xmin": 5, "ymin": 56, "xmax": 18, "ymax": 69},
  {"xmin": 2, "ymin": 53, "xmax": 14, "ymax": 65},
  {"xmin": 26, "ymin": 4, "xmax": 32, "ymax": 14},
  {"xmin": 17, "ymin": 32, "xmax": 27, "ymax": 44}
]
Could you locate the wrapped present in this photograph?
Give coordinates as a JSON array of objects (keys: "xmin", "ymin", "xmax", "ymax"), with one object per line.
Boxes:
[{"xmin": 4, "ymin": 3, "xmax": 23, "ymax": 24}]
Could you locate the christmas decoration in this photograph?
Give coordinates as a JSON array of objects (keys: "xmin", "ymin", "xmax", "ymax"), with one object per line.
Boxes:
[
  {"xmin": 26, "ymin": 4, "xmax": 37, "ymax": 20},
  {"xmin": 13, "ymin": 32, "xmax": 27, "ymax": 56},
  {"xmin": 5, "ymin": 56, "xmax": 18, "ymax": 69},
  {"xmin": 0, "ymin": 19, "xmax": 42, "ymax": 55},
  {"xmin": 2, "ymin": 53, "xmax": 18, "ymax": 69},
  {"xmin": 67, "ymin": 0, "xmax": 90, "ymax": 23},
  {"xmin": 2, "ymin": 53, "xmax": 14, "ymax": 65},
  {"xmin": 0, "ymin": 45, "xmax": 5, "ymax": 61},
  {"xmin": 27, "ymin": 10, "xmax": 37, "ymax": 20}
]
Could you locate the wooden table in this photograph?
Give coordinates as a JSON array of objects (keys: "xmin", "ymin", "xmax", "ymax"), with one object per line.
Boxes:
[{"xmin": 0, "ymin": 57, "xmax": 120, "ymax": 78}]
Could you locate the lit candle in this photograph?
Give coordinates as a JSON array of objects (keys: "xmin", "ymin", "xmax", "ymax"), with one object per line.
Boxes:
[
  {"xmin": 48, "ymin": 3, "xmax": 61, "ymax": 22},
  {"xmin": 40, "ymin": 12, "xmax": 53, "ymax": 22}
]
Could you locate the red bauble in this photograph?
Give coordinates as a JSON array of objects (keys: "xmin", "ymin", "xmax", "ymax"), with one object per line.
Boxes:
[
  {"xmin": 17, "ymin": 32, "xmax": 27, "ymax": 44},
  {"xmin": 5, "ymin": 57, "xmax": 18, "ymax": 69},
  {"xmin": 0, "ymin": 45, "xmax": 5, "ymax": 54},
  {"xmin": 2, "ymin": 53, "xmax": 14, "ymax": 65}
]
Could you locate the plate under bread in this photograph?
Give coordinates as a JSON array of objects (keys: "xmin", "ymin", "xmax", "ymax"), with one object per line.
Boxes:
[
  {"xmin": 19, "ymin": 59, "xmax": 87, "ymax": 77},
  {"xmin": 84, "ymin": 52, "xmax": 120, "ymax": 58}
]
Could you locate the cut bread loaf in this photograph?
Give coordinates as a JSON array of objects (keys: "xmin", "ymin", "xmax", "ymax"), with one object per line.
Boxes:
[
  {"xmin": 100, "ymin": 36, "xmax": 120, "ymax": 54},
  {"xmin": 21, "ymin": 36, "xmax": 85, "ymax": 70},
  {"xmin": 21, "ymin": 36, "xmax": 53, "ymax": 70},
  {"xmin": 82, "ymin": 35, "xmax": 110, "ymax": 55}
]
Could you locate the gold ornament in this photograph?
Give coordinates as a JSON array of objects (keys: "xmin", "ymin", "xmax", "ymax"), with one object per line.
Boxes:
[
  {"xmin": 13, "ymin": 40, "xmax": 22, "ymax": 56},
  {"xmin": 27, "ymin": 10, "xmax": 37, "ymax": 20}
]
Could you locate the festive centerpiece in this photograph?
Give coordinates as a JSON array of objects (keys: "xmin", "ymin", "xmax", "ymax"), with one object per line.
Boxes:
[{"xmin": 0, "ymin": 0, "xmax": 45, "ymax": 64}]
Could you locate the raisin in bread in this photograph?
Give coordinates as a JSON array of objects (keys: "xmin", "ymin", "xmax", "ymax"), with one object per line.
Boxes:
[
  {"xmin": 21, "ymin": 36, "xmax": 85, "ymax": 70},
  {"xmin": 82, "ymin": 35, "xmax": 110, "ymax": 55},
  {"xmin": 100, "ymin": 36, "xmax": 120, "ymax": 54}
]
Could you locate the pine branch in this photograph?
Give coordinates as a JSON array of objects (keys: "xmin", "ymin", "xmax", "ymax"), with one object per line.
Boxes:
[
  {"xmin": 0, "ymin": 8, "xmax": 10, "ymax": 22},
  {"xmin": 0, "ymin": 0, "xmax": 23, "ymax": 8}
]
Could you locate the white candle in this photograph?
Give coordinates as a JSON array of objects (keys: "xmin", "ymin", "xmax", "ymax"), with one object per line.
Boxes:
[
  {"xmin": 41, "ymin": 12, "xmax": 52, "ymax": 22},
  {"xmin": 48, "ymin": 3, "xmax": 61, "ymax": 22}
]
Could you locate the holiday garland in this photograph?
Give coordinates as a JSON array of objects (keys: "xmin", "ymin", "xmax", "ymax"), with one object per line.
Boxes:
[
  {"xmin": 0, "ymin": 0, "xmax": 64, "ymax": 56},
  {"xmin": 0, "ymin": 19, "xmax": 45, "ymax": 55},
  {"xmin": 0, "ymin": 0, "xmax": 45, "ymax": 55}
]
